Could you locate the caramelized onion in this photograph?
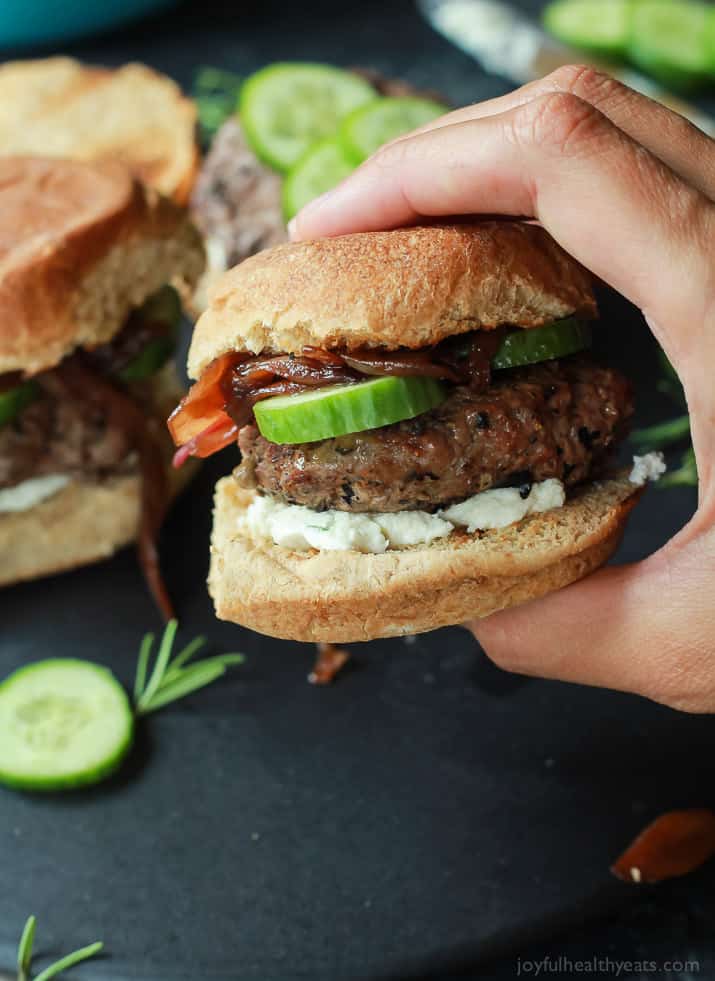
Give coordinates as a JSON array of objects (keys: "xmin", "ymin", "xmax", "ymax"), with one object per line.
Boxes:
[
  {"xmin": 611, "ymin": 809, "xmax": 715, "ymax": 884},
  {"xmin": 172, "ymin": 415, "xmax": 238, "ymax": 467},
  {"xmin": 168, "ymin": 351, "xmax": 245, "ymax": 446},
  {"xmin": 168, "ymin": 331, "xmax": 505, "ymax": 464},
  {"xmin": 58, "ymin": 356, "xmax": 173, "ymax": 621},
  {"xmin": 308, "ymin": 642, "xmax": 351, "ymax": 685},
  {"xmin": 342, "ymin": 351, "xmax": 460, "ymax": 381}
]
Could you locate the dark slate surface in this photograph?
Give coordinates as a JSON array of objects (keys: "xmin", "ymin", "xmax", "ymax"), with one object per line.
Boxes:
[{"xmin": 0, "ymin": 2, "xmax": 711, "ymax": 979}]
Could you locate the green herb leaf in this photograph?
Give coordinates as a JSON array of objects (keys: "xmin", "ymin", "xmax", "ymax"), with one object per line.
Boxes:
[
  {"xmin": 659, "ymin": 447, "xmax": 698, "ymax": 488},
  {"xmin": 133, "ymin": 632, "xmax": 154, "ymax": 702},
  {"xmin": 136, "ymin": 620, "xmax": 178, "ymax": 712},
  {"xmin": 162, "ymin": 635, "xmax": 208, "ymax": 679},
  {"xmin": 193, "ymin": 66, "xmax": 243, "ymax": 144},
  {"xmin": 632, "ymin": 414, "xmax": 691, "ymax": 450},
  {"xmin": 15, "ymin": 917, "xmax": 102, "ymax": 981},
  {"xmin": 137, "ymin": 663, "xmax": 226, "ymax": 713},
  {"xmin": 17, "ymin": 916, "xmax": 35, "ymax": 981},
  {"xmin": 631, "ymin": 351, "xmax": 695, "ymax": 490},
  {"xmin": 33, "ymin": 943, "xmax": 103, "ymax": 981},
  {"xmin": 133, "ymin": 621, "xmax": 244, "ymax": 717}
]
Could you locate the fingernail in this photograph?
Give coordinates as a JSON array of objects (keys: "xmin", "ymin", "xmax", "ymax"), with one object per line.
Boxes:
[{"xmin": 287, "ymin": 218, "xmax": 298, "ymax": 240}]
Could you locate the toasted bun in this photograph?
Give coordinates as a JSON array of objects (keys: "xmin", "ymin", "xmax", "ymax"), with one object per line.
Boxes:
[
  {"xmin": 208, "ymin": 475, "xmax": 641, "ymax": 643},
  {"xmin": 0, "ymin": 57, "xmax": 198, "ymax": 203},
  {"xmin": 188, "ymin": 221, "xmax": 596, "ymax": 377},
  {"xmin": 0, "ymin": 156, "xmax": 205, "ymax": 376},
  {"xmin": 0, "ymin": 364, "xmax": 195, "ymax": 588}
]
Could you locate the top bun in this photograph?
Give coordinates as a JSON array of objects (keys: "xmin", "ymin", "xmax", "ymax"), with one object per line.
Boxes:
[
  {"xmin": 0, "ymin": 57, "xmax": 198, "ymax": 204},
  {"xmin": 0, "ymin": 157, "xmax": 205, "ymax": 376},
  {"xmin": 188, "ymin": 221, "xmax": 596, "ymax": 378}
]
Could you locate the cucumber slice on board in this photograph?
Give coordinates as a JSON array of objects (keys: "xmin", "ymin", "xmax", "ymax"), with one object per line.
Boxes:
[
  {"xmin": 340, "ymin": 96, "xmax": 448, "ymax": 163},
  {"xmin": 254, "ymin": 376, "xmax": 446, "ymax": 444},
  {"xmin": 282, "ymin": 139, "xmax": 355, "ymax": 220},
  {"xmin": 0, "ymin": 659, "xmax": 133, "ymax": 791},
  {"xmin": 492, "ymin": 318, "xmax": 591, "ymax": 370},
  {"xmin": 0, "ymin": 380, "xmax": 38, "ymax": 428},
  {"xmin": 240, "ymin": 63, "xmax": 375, "ymax": 173},
  {"xmin": 628, "ymin": 1, "xmax": 712, "ymax": 90},
  {"xmin": 543, "ymin": 0, "xmax": 632, "ymax": 58}
]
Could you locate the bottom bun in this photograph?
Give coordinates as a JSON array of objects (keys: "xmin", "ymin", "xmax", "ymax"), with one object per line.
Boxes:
[
  {"xmin": 0, "ymin": 364, "xmax": 195, "ymax": 588},
  {"xmin": 209, "ymin": 474, "xmax": 643, "ymax": 643}
]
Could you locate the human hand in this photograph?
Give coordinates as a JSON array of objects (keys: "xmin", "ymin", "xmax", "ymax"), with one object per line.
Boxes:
[{"xmin": 290, "ymin": 66, "xmax": 715, "ymax": 711}]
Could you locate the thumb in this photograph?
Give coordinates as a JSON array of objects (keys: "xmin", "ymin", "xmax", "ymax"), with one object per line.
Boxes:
[{"xmin": 467, "ymin": 531, "xmax": 715, "ymax": 712}]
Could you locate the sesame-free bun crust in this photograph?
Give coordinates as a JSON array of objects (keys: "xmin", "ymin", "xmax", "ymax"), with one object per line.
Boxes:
[
  {"xmin": 0, "ymin": 156, "xmax": 205, "ymax": 376},
  {"xmin": 209, "ymin": 473, "xmax": 642, "ymax": 643},
  {"xmin": 188, "ymin": 221, "xmax": 597, "ymax": 377},
  {"xmin": 0, "ymin": 58, "xmax": 198, "ymax": 203},
  {"xmin": 0, "ymin": 364, "xmax": 196, "ymax": 588}
]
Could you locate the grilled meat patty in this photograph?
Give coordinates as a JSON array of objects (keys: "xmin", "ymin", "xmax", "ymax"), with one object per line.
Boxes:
[
  {"xmin": 190, "ymin": 119, "xmax": 288, "ymax": 270},
  {"xmin": 0, "ymin": 370, "xmax": 135, "ymax": 490},
  {"xmin": 236, "ymin": 358, "xmax": 633, "ymax": 513}
]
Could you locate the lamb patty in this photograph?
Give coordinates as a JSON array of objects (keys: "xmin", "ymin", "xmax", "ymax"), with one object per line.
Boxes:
[
  {"xmin": 236, "ymin": 358, "xmax": 633, "ymax": 512},
  {"xmin": 0, "ymin": 370, "xmax": 134, "ymax": 490},
  {"xmin": 190, "ymin": 119, "xmax": 288, "ymax": 270}
]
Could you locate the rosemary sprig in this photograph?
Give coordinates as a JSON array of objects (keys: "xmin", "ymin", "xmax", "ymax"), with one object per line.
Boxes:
[
  {"xmin": 133, "ymin": 620, "xmax": 244, "ymax": 716},
  {"xmin": 16, "ymin": 916, "xmax": 102, "ymax": 981},
  {"xmin": 660, "ymin": 446, "xmax": 698, "ymax": 489},
  {"xmin": 193, "ymin": 66, "xmax": 243, "ymax": 145},
  {"xmin": 631, "ymin": 350, "xmax": 696, "ymax": 488},
  {"xmin": 632, "ymin": 413, "xmax": 691, "ymax": 451}
]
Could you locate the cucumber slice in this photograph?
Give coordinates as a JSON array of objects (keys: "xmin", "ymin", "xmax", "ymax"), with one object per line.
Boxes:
[
  {"xmin": 492, "ymin": 318, "xmax": 591, "ymax": 370},
  {"xmin": 628, "ymin": 1, "xmax": 712, "ymax": 90},
  {"xmin": 0, "ymin": 659, "xmax": 133, "ymax": 792},
  {"xmin": 543, "ymin": 0, "xmax": 632, "ymax": 58},
  {"xmin": 0, "ymin": 380, "xmax": 39, "ymax": 428},
  {"xmin": 282, "ymin": 139, "xmax": 355, "ymax": 221},
  {"xmin": 340, "ymin": 96, "xmax": 448, "ymax": 163},
  {"xmin": 240, "ymin": 63, "xmax": 375, "ymax": 173},
  {"xmin": 254, "ymin": 376, "xmax": 447, "ymax": 444}
]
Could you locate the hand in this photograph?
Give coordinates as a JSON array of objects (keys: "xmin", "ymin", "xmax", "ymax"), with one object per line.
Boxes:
[{"xmin": 291, "ymin": 66, "xmax": 715, "ymax": 712}]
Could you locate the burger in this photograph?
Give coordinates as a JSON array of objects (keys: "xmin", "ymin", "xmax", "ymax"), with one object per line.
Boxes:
[
  {"xmin": 0, "ymin": 156, "xmax": 204, "ymax": 615},
  {"xmin": 170, "ymin": 221, "xmax": 645, "ymax": 642}
]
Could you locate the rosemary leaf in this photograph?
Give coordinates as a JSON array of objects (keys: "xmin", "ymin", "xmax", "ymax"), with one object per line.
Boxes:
[
  {"xmin": 133, "ymin": 633, "xmax": 154, "ymax": 702},
  {"xmin": 659, "ymin": 447, "xmax": 698, "ymax": 488},
  {"xmin": 632, "ymin": 414, "xmax": 691, "ymax": 450},
  {"xmin": 194, "ymin": 66, "xmax": 243, "ymax": 93},
  {"xmin": 193, "ymin": 66, "xmax": 243, "ymax": 143},
  {"xmin": 17, "ymin": 915, "xmax": 35, "ymax": 981},
  {"xmin": 162, "ymin": 635, "xmax": 208, "ymax": 681},
  {"xmin": 137, "ymin": 663, "xmax": 228, "ymax": 715},
  {"xmin": 33, "ymin": 942, "xmax": 103, "ymax": 981},
  {"xmin": 136, "ymin": 620, "xmax": 178, "ymax": 712}
]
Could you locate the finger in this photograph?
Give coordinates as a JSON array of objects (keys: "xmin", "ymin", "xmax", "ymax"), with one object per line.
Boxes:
[
  {"xmin": 292, "ymin": 94, "xmax": 714, "ymax": 360},
  {"xmin": 466, "ymin": 531, "xmax": 715, "ymax": 713},
  {"xmin": 384, "ymin": 65, "xmax": 715, "ymax": 200}
]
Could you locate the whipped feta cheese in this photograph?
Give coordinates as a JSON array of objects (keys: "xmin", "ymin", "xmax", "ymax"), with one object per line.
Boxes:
[
  {"xmin": 241, "ymin": 478, "xmax": 566, "ymax": 554},
  {"xmin": 629, "ymin": 452, "xmax": 667, "ymax": 486},
  {"xmin": 442, "ymin": 479, "xmax": 565, "ymax": 532},
  {"xmin": 0, "ymin": 474, "xmax": 70, "ymax": 513}
]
